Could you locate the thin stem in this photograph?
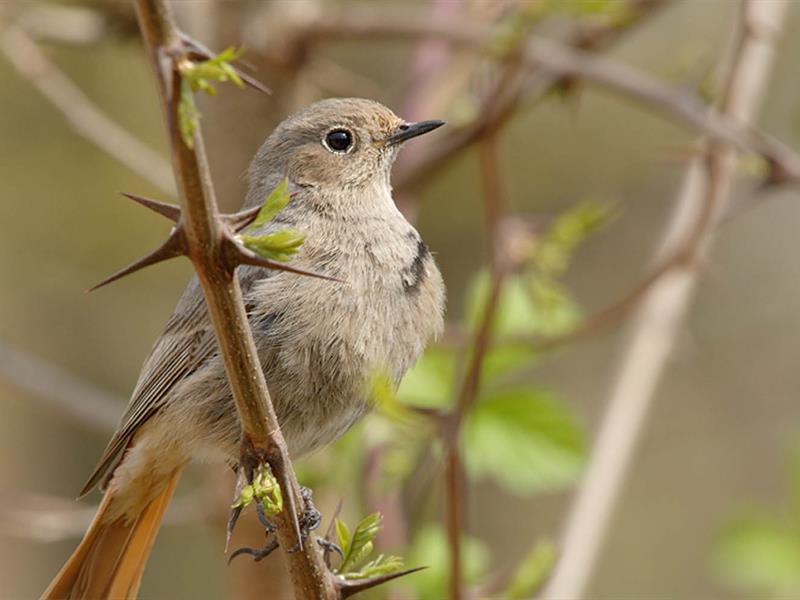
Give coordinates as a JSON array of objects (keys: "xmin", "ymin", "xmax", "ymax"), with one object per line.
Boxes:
[
  {"xmin": 443, "ymin": 130, "xmax": 509, "ymax": 600},
  {"xmin": 444, "ymin": 444, "xmax": 464, "ymax": 600}
]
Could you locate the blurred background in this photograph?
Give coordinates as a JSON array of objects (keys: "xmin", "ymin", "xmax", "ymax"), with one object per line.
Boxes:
[{"xmin": 2, "ymin": 0, "xmax": 800, "ymax": 598}]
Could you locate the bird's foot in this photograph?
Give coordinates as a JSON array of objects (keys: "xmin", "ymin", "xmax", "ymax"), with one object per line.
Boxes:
[
  {"xmin": 230, "ymin": 486, "xmax": 326, "ymax": 562},
  {"xmin": 288, "ymin": 486, "xmax": 322, "ymax": 553}
]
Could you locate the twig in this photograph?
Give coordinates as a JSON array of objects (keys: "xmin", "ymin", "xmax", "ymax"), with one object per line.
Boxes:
[
  {"xmin": 131, "ymin": 1, "xmax": 337, "ymax": 598},
  {"xmin": 442, "ymin": 131, "xmax": 511, "ymax": 600},
  {"xmin": 395, "ymin": 0, "xmax": 672, "ymax": 191},
  {"xmin": 541, "ymin": 2, "xmax": 789, "ymax": 598},
  {"xmin": 0, "ymin": 341, "xmax": 120, "ymax": 434},
  {"xmin": 0, "ymin": 24, "xmax": 174, "ymax": 196},
  {"xmin": 269, "ymin": 2, "xmax": 800, "ymax": 190}
]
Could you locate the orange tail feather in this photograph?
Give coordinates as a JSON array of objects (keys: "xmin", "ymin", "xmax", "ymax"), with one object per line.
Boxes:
[{"xmin": 41, "ymin": 471, "xmax": 180, "ymax": 600}]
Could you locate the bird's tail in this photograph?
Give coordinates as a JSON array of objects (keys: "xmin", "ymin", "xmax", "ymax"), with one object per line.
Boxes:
[{"xmin": 41, "ymin": 470, "xmax": 180, "ymax": 600}]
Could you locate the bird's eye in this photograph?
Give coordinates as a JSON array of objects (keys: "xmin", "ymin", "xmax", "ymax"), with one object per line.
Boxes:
[{"xmin": 323, "ymin": 129, "xmax": 354, "ymax": 153}]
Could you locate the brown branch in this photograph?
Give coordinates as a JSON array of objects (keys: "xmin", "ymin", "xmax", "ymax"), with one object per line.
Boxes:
[
  {"xmin": 269, "ymin": 1, "xmax": 800, "ymax": 191},
  {"xmin": 542, "ymin": 1, "xmax": 790, "ymax": 598},
  {"xmin": 266, "ymin": 0, "xmax": 668, "ymax": 193},
  {"xmin": 131, "ymin": 1, "xmax": 337, "ymax": 598},
  {"xmin": 0, "ymin": 24, "xmax": 174, "ymax": 195},
  {"xmin": 441, "ymin": 130, "xmax": 512, "ymax": 600}
]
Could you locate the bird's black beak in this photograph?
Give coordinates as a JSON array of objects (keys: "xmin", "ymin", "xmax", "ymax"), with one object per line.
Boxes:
[{"xmin": 384, "ymin": 119, "xmax": 446, "ymax": 146}]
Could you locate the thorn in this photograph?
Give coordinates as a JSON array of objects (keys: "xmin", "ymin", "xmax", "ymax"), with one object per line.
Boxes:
[
  {"xmin": 156, "ymin": 45, "xmax": 175, "ymax": 104},
  {"xmin": 338, "ymin": 566, "xmax": 428, "ymax": 598},
  {"xmin": 120, "ymin": 192, "xmax": 181, "ymax": 222},
  {"xmin": 88, "ymin": 229, "xmax": 184, "ymax": 292},
  {"xmin": 274, "ymin": 463, "xmax": 304, "ymax": 553},
  {"xmin": 237, "ymin": 70, "xmax": 272, "ymax": 96},
  {"xmin": 226, "ymin": 505, "xmax": 242, "ymax": 554},
  {"xmin": 230, "ymin": 240, "xmax": 345, "ymax": 283},
  {"xmin": 225, "ymin": 466, "xmax": 249, "ymax": 553},
  {"xmin": 222, "ymin": 205, "xmax": 261, "ymax": 232}
]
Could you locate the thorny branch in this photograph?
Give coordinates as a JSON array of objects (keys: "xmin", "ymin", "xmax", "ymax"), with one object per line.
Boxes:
[
  {"xmin": 542, "ymin": 1, "xmax": 790, "ymax": 598},
  {"xmin": 252, "ymin": 1, "xmax": 800, "ymax": 191},
  {"xmin": 130, "ymin": 0, "xmax": 337, "ymax": 598}
]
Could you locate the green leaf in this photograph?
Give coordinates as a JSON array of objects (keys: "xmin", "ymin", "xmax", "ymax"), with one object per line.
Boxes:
[
  {"xmin": 339, "ymin": 513, "xmax": 383, "ymax": 574},
  {"xmin": 465, "ymin": 272, "xmax": 581, "ymax": 339},
  {"xmin": 533, "ymin": 202, "xmax": 613, "ymax": 278},
  {"xmin": 396, "ymin": 347, "xmax": 455, "ymax": 409},
  {"xmin": 251, "ymin": 178, "xmax": 290, "ymax": 228},
  {"xmin": 176, "ymin": 47, "xmax": 246, "ymax": 148},
  {"xmin": 464, "ymin": 388, "xmax": 585, "ymax": 494},
  {"xmin": 335, "ymin": 518, "xmax": 351, "ymax": 557},
  {"xmin": 340, "ymin": 554, "xmax": 405, "ymax": 581},
  {"xmin": 715, "ymin": 514, "xmax": 800, "ymax": 597},
  {"xmin": 240, "ymin": 228, "xmax": 305, "ymax": 262},
  {"xmin": 407, "ymin": 525, "xmax": 488, "ymax": 599},
  {"xmin": 369, "ymin": 371, "xmax": 423, "ymax": 425},
  {"xmin": 504, "ymin": 539, "xmax": 557, "ymax": 599},
  {"xmin": 230, "ymin": 463, "xmax": 282, "ymax": 515}
]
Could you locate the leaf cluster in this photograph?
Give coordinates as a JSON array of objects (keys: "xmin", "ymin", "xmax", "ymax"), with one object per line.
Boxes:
[
  {"xmin": 334, "ymin": 513, "xmax": 405, "ymax": 580},
  {"xmin": 231, "ymin": 463, "xmax": 283, "ymax": 516},
  {"xmin": 177, "ymin": 47, "xmax": 244, "ymax": 148},
  {"xmin": 236, "ymin": 179, "xmax": 307, "ymax": 262}
]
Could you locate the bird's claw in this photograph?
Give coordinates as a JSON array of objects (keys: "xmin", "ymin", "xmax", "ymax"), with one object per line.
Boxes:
[
  {"xmin": 231, "ymin": 486, "xmax": 325, "ymax": 560},
  {"xmin": 228, "ymin": 538, "xmax": 279, "ymax": 564},
  {"xmin": 288, "ymin": 486, "xmax": 322, "ymax": 553},
  {"xmin": 317, "ymin": 537, "xmax": 344, "ymax": 560}
]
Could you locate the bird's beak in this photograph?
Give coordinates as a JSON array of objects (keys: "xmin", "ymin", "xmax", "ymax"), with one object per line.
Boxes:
[{"xmin": 384, "ymin": 119, "xmax": 446, "ymax": 146}]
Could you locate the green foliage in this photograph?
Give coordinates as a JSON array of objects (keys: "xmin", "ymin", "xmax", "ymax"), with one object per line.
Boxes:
[
  {"xmin": 464, "ymin": 271, "xmax": 582, "ymax": 339},
  {"xmin": 487, "ymin": 1, "xmax": 549, "ymax": 58},
  {"xmin": 177, "ymin": 47, "xmax": 244, "ymax": 148},
  {"xmin": 250, "ymin": 178, "xmax": 290, "ymax": 228},
  {"xmin": 237, "ymin": 178, "xmax": 306, "ymax": 262},
  {"xmin": 230, "ymin": 463, "xmax": 282, "ymax": 516},
  {"xmin": 239, "ymin": 229, "xmax": 306, "ymax": 262},
  {"xmin": 503, "ymin": 539, "xmax": 557, "ymax": 599},
  {"xmin": 715, "ymin": 442, "xmax": 800, "ymax": 598},
  {"xmin": 464, "ymin": 389, "xmax": 585, "ymax": 493},
  {"xmin": 334, "ymin": 513, "xmax": 405, "ymax": 580},
  {"xmin": 395, "ymin": 348, "xmax": 456, "ymax": 410},
  {"xmin": 716, "ymin": 515, "xmax": 800, "ymax": 598},
  {"xmin": 407, "ymin": 525, "xmax": 489, "ymax": 599},
  {"xmin": 548, "ymin": 0, "xmax": 634, "ymax": 25},
  {"xmin": 532, "ymin": 202, "xmax": 612, "ymax": 279}
]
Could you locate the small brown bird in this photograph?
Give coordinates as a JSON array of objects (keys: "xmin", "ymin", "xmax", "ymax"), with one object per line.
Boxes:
[{"xmin": 43, "ymin": 98, "xmax": 445, "ymax": 599}]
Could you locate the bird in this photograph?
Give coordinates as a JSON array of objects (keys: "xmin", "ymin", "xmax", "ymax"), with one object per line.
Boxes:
[{"xmin": 42, "ymin": 97, "xmax": 446, "ymax": 599}]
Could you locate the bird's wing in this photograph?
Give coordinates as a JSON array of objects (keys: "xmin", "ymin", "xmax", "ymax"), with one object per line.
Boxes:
[{"xmin": 80, "ymin": 276, "xmax": 219, "ymax": 495}]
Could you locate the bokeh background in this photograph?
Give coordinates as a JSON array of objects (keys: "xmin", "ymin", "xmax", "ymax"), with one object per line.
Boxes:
[{"xmin": 2, "ymin": 0, "xmax": 800, "ymax": 598}]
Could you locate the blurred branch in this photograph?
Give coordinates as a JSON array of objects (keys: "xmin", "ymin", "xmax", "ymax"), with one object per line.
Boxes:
[
  {"xmin": 269, "ymin": 1, "xmax": 800, "ymax": 189},
  {"xmin": 0, "ymin": 24, "xmax": 175, "ymax": 195},
  {"xmin": 0, "ymin": 341, "xmax": 120, "ymax": 434},
  {"xmin": 541, "ymin": 2, "xmax": 790, "ymax": 599},
  {"xmin": 442, "ymin": 130, "xmax": 512, "ymax": 600}
]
